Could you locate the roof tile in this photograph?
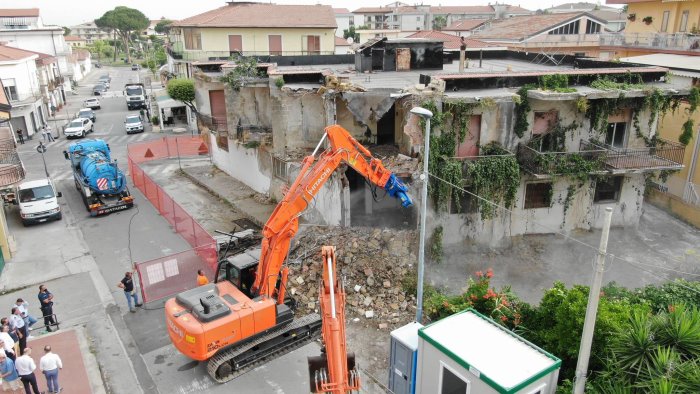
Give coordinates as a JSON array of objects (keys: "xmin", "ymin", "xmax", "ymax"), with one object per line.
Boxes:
[
  {"xmin": 444, "ymin": 19, "xmax": 490, "ymax": 31},
  {"xmin": 0, "ymin": 45, "xmax": 38, "ymax": 62},
  {"xmin": 405, "ymin": 30, "xmax": 491, "ymax": 49},
  {"xmin": 472, "ymin": 12, "xmax": 595, "ymax": 41},
  {"xmin": 173, "ymin": 3, "xmax": 336, "ymax": 28},
  {"xmin": 0, "ymin": 8, "xmax": 39, "ymax": 17}
]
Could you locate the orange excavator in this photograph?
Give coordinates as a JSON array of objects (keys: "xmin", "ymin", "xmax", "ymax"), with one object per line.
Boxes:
[
  {"xmin": 308, "ymin": 246, "xmax": 361, "ymax": 393},
  {"xmin": 164, "ymin": 124, "xmax": 412, "ymax": 383}
]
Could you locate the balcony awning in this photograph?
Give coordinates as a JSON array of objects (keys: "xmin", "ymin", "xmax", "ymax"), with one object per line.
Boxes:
[{"xmin": 154, "ymin": 89, "xmax": 185, "ymax": 110}]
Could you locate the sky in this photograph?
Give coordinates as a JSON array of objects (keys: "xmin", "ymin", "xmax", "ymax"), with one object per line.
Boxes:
[{"xmin": 1, "ymin": 0, "xmax": 619, "ymax": 27}]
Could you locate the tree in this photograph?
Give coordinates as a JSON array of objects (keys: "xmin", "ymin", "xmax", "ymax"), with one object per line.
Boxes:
[
  {"xmin": 432, "ymin": 16, "xmax": 447, "ymax": 30},
  {"xmin": 90, "ymin": 40, "xmax": 108, "ymax": 62},
  {"xmin": 343, "ymin": 26, "xmax": 360, "ymax": 43},
  {"xmin": 154, "ymin": 48, "xmax": 167, "ymax": 66},
  {"xmin": 96, "ymin": 7, "xmax": 149, "ymax": 63},
  {"xmin": 219, "ymin": 55, "xmax": 262, "ymax": 91},
  {"xmin": 155, "ymin": 19, "xmax": 173, "ymax": 34},
  {"xmin": 62, "ymin": 26, "xmax": 71, "ymax": 36},
  {"xmin": 167, "ymin": 78, "xmax": 197, "ymax": 113}
]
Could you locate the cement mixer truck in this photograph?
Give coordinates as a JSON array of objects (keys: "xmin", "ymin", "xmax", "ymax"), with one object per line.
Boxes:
[{"xmin": 63, "ymin": 139, "xmax": 134, "ymax": 216}]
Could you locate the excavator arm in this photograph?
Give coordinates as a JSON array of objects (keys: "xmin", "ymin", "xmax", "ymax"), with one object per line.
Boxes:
[
  {"xmin": 308, "ymin": 246, "xmax": 360, "ymax": 393},
  {"xmin": 252, "ymin": 124, "xmax": 413, "ymax": 299}
]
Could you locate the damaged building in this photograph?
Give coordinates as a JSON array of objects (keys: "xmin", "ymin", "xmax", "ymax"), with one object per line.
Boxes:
[{"xmin": 193, "ymin": 49, "xmax": 690, "ymax": 246}]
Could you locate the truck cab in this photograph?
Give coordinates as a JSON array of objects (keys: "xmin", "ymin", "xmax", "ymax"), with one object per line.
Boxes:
[
  {"xmin": 216, "ymin": 248, "xmax": 260, "ymax": 299},
  {"xmin": 14, "ymin": 179, "xmax": 62, "ymax": 226}
]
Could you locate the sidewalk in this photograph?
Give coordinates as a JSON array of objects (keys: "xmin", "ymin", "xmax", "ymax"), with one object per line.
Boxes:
[{"xmin": 179, "ymin": 164, "xmax": 275, "ymax": 228}]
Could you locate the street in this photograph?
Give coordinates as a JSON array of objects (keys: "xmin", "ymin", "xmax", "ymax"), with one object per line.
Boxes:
[{"xmin": 6, "ymin": 65, "xmax": 330, "ymax": 393}]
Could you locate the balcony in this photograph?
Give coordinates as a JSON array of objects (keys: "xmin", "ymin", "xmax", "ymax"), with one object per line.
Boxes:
[
  {"xmin": 0, "ymin": 128, "xmax": 25, "ymax": 187},
  {"xmin": 600, "ymin": 32, "xmax": 700, "ymax": 54},
  {"xmin": 517, "ymin": 143, "xmax": 607, "ymax": 178},
  {"xmin": 168, "ymin": 48, "xmax": 336, "ymax": 62},
  {"xmin": 583, "ymin": 139, "xmax": 685, "ymax": 172}
]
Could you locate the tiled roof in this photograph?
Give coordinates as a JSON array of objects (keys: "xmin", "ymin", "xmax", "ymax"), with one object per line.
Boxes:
[
  {"xmin": 75, "ymin": 49, "xmax": 90, "ymax": 61},
  {"xmin": 405, "ymin": 30, "xmax": 491, "ymax": 49},
  {"xmin": 353, "ymin": 7, "xmax": 393, "ymax": 13},
  {"xmin": 335, "ymin": 36, "xmax": 351, "ymax": 46},
  {"xmin": 431, "ymin": 6, "xmax": 495, "ymax": 14},
  {"xmin": 504, "ymin": 5, "xmax": 532, "ymax": 14},
  {"xmin": 0, "ymin": 45, "xmax": 38, "ymax": 62},
  {"xmin": 589, "ymin": 10, "xmax": 627, "ymax": 22},
  {"xmin": 334, "ymin": 8, "xmax": 351, "ymax": 14},
  {"xmin": 0, "ymin": 8, "xmax": 39, "ymax": 17},
  {"xmin": 472, "ymin": 12, "xmax": 592, "ymax": 41},
  {"xmin": 444, "ymin": 19, "xmax": 489, "ymax": 31},
  {"xmin": 64, "ymin": 35, "xmax": 84, "ymax": 41},
  {"xmin": 606, "ymin": 0, "xmax": 649, "ymax": 4},
  {"xmin": 173, "ymin": 3, "xmax": 336, "ymax": 28}
]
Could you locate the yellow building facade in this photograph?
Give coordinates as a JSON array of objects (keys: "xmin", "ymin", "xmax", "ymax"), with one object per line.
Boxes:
[
  {"xmin": 623, "ymin": 0, "xmax": 700, "ymax": 34},
  {"xmin": 180, "ymin": 27, "xmax": 336, "ymax": 55}
]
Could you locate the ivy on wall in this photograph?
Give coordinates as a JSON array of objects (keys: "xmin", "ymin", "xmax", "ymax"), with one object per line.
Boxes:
[
  {"xmin": 465, "ymin": 142, "xmax": 520, "ymax": 220},
  {"xmin": 679, "ymin": 87, "xmax": 700, "ymax": 145}
]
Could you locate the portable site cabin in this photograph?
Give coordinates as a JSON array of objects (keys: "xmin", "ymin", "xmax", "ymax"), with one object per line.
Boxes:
[
  {"xmin": 416, "ymin": 309, "xmax": 561, "ymax": 394},
  {"xmin": 388, "ymin": 321, "xmax": 424, "ymax": 394}
]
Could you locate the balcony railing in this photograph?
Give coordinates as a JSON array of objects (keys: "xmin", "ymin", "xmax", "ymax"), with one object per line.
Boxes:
[
  {"xmin": 517, "ymin": 143, "xmax": 607, "ymax": 176},
  {"xmin": 600, "ymin": 32, "xmax": 700, "ymax": 53},
  {"xmin": 584, "ymin": 139, "xmax": 685, "ymax": 171},
  {"xmin": 197, "ymin": 113, "xmax": 228, "ymax": 132},
  {"xmin": 168, "ymin": 49, "xmax": 336, "ymax": 62}
]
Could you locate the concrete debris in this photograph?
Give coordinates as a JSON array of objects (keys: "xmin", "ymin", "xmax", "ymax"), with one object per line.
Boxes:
[{"xmin": 288, "ymin": 226, "xmax": 417, "ymax": 331}]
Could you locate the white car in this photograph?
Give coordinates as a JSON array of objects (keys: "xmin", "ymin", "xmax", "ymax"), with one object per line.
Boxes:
[
  {"xmin": 14, "ymin": 178, "xmax": 62, "ymax": 226},
  {"xmin": 84, "ymin": 97, "xmax": 100, "ymax": 109},
  {"xmin": 64, "ymin": 118, "xmax": 93, "ymax": 138},
  {"xmin": 125, "ymin": 115, "xmax": 144, "ymax": 134}
]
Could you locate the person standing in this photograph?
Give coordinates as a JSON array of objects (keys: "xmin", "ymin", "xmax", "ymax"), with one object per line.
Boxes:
[
  {"xmin": 15, "ymin": 129, "xmax": 24, "ymax": 145},
  {"xmin": 38, "ymin": 285, "xmax": 56, "ymax": 332},
  {"xmin": 9, "ymin": 308, "xmax": 26, "ymax": 355},
  {"xmin": 0, "ymin": 326, "xmax": 16, "ymax": 361},
  {"xmin": 15, "ymin": 298, "xmax": 37, "ymax": 331},
  {"xmin": 39, "ymin": 345, "xmax": 62, "ymax": 393},
  {"xmin": 41, "ymin": 126, "xmax": 48, "ymax": 142},
  {"xmin": 15, "ymin": 348, "xmax": 40, "ymax": 394},
  {"xmin": 0, "ymin": 352, "xmax": 21, "ymax": 392},
  {"xmin": 45, "ymin": 125, "xmax": 55, "ymax": 142},
  {"xmin": 197, "ymin": 270, "xmax": 209, "ymax": 286},
  {"xmin": 117, "ymin": 271, "xmax": 143, "ymax": 313}
]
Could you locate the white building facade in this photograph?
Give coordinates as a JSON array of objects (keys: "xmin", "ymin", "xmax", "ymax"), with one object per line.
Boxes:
[{"xmin": 0, "ymin": 46, "xmax": 46, "ymax": 139}]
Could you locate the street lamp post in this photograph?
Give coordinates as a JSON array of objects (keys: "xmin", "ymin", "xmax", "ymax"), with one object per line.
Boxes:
[
  {"xmin": 410, "ymin": 106, "xmax": 433, "ymax": 323},
  {"xmin": 37, "ymin": 141, "xmax": 49, "ymax": 178}
]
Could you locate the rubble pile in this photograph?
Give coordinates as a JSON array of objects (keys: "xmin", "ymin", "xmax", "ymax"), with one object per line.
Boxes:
[{"xmin": 287, "ymin": 226, "xmax": 418, "ymax": 331}]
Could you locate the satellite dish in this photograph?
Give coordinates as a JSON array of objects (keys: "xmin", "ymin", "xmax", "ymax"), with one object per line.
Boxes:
[{"xmin": 347, "ymin": 37, "xmax": 354, "ymax": 44}]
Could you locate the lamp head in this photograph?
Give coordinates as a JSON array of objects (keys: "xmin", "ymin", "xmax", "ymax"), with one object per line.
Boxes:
[{"xmin": 410, "ymin": 107, "xmax": 433, "ymax": 119}]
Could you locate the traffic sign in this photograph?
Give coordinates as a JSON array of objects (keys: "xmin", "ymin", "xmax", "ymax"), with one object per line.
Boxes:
[{"xmin": 36, "ymin": 144, "xmax": 47, "ymax": 153}]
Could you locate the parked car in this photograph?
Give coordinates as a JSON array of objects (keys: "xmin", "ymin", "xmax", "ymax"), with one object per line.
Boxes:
[
  {"xmin": 94, "ymin": 63, "xmax": 102, "ymax": 68},
  {"xmin": 124, "ymin": 115, "xmax": 144, "ymax": 134},
  {"xmin": 131, "ymin": 64, "xmax": 139, "ymax": 71},
  {"xmin": 14, "ymin": 178, "xmax": 62, "ymax": 226},
  {"xmin": 93, "ymin": 84, "xmax": 107, "ymax": 96},
  {"xmin": 77, "ymin": 108, "xmax": 96, "ymax": 123},
  {"xmin": 64, "ymin": 118, "xmax": 93, "ymax": 138},
  {"xmin": 100, "ymin": 74, "xmax": 111, "ymax": 82},
  {"xmin": 98, "ymin": 77, "xmax": 110, "ymax": 88},
  {"xmin": 84, "ymin": 97, "xmax": 100, "ymax": 109}
]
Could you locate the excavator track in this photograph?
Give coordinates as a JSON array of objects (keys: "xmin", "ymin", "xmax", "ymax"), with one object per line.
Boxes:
[{"xmin": 207, "ymin": 313, "xmax": 322, "ymax": 383}]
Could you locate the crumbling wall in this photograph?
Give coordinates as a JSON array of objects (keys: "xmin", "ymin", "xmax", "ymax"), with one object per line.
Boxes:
[
  {"xmin": 193, "ymin": 77, "xmax": 224, "ymax": 116},
  {"xmin": 209, "ymin": 133, "xmax": 272, "ymax": 194},
  {"xmin": 339, "ymin": 91, "xmax": 397, "ymax": 144},
  {"xmin": 223, "ymin": 85, "xmax": 273, "ymax": 134}
]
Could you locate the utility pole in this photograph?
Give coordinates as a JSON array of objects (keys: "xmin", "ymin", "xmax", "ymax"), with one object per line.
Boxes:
[
  {"xmin": 37, "ymin": 141, "xmax": 49, "ymax": 178},
  {"xmin": 574, "ymin": 206, "xmax": 614, "ymax": 394}
]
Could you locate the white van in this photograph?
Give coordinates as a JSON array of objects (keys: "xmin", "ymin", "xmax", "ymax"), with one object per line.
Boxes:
[{"xmin": 15, "ymin": 179, "xmax": 62, "ymax": 226}]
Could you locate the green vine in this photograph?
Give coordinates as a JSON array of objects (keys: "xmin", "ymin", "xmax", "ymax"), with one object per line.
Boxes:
[
  {"xmin": 513, "ymin": 84, "xmax": 535, "ymax": 138},
  {"xmin": 465, "ymin": 142, "xmax": 520, "ymax": 220},
  {"xmin": 538, "ymin": 74, "xmax": 576, "ymax": 93},
  {"xmin": 679, "ymin": 87, "xmax": 700, "ymax": 145},
  {"xmin": 680, "ymin": 119, "xmax": 694, "ymax": 145},
  {"xmin": 429, "ymin": 226, "xmax": 443, "ymax": 263},
  {"xmin": 563, "ymin": 184, "xmax": 577, "ymax": 217}
]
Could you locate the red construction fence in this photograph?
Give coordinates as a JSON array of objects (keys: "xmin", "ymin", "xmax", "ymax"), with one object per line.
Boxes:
[{"xmin": 127, "ymin": 136, "xmax": 217, "ymax": 303}]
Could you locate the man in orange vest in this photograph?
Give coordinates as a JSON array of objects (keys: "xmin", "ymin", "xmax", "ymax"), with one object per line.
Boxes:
[{"xmin": 197, "ymin": 270, "xmax": 209, "ymax": 286}]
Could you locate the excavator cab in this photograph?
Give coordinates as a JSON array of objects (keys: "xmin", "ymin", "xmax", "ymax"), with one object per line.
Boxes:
[{"xmin": 215, "ymin": 248, "xmax": 260, "ymax": 299}]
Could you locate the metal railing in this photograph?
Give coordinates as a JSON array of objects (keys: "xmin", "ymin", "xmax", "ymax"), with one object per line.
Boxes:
[
  {"xmin": 168, "ymin": 49, "xmax": 336, "ymax": 62},
  {"xmin": 600, "ymin": 32, "xmax": 700, "ymax": 52},
  {"xmin": 682, "ymin": 181, "xmax": 700, "ymax": 206},
  {"xmin": 517, "ymin": 143, "xmax": 606, "ymax": 176},
  {"xmin": 0, "ymin": 162, "xmax": 25, "ymax": 187},
  {"xmin": 585, "ymin": 139, "xmax": 685, "ymax": 171}
]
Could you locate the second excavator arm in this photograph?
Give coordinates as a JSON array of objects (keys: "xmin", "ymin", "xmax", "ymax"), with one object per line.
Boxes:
[{"xmin": 252, "ymin": 124, "xmax": 413, "ymax": 300}]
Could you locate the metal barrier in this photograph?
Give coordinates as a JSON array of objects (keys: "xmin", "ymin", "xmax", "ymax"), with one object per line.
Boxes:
[{"xmin": 128, "ymin": 136, "xmax": 217, "ymax": 302}]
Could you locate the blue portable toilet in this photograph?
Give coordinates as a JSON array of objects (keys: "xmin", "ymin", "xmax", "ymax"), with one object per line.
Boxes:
[{"xmin": 388, "ymin": 322, "xmax": 423, "ymax": 394}]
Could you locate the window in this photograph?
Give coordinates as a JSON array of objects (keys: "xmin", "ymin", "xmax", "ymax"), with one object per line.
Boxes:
[
  {"xmin": 268, "ymin": 35, "xmax": 282, "ymax": 56},
  {"xmin": 594, "ymin": 176, "xmax": 623, "ymax": 202},
  {"xmin": 183, "ymin": 28, "xmax": 201, "ymax": 50},
  {"xmin": 661, "ymin": 11, "xmax": 670, "ymax": 32},
  {"xmin": 305, "ymin": 35, "xmax": 321, "ymax": 54},
  {"xmin": 527, "ymin": 384, "xmax": 547, "ymax": 394},
  {"xmin": 679, "ymin": 10, "xmax": 689, "ymax": 32},
  {"xmin": 532, "ymin": 111, "xmax": 558, "ymax": 152},
  {"xmin": 605, "ymin": 122, "xmax": 627, "ymax": 148},
  {"xmin": 524, "ymin": 182, "xmax": 552, "ymax": 209},
  {"xmin": 440, "ymin": 363, "xmax": 469, "ymax": 394},
  {"xmin": 417, "ymin": 16, "xmax": 421, "ymax": 21},
  {"xmin": 272, "ymin": 156, "xmax": 288, "ymax": 181},
  {"xmin": 2, "ymin": 79, "xmax": 18, "ymax": 101},
  {"xmin": 585, "ymin": 20, "xmax": 601, "ymax": 34},
  {"xmin": 548, "ymin": 20, "xmax": 580, "ymax": 35}
]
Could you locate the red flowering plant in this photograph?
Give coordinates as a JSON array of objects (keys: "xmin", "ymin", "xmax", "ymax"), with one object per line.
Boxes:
[{"xmin": 424, "ymin": 268, "xmax": 523, "ymax": 328}]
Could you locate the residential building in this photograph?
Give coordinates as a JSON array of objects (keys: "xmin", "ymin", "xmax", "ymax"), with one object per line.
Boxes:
[
  {"xmin": 0, "ymin": 81, "xmax": 20, "ymax": 265},
  {"xmin": 471, "ymin": 12, "xmax": 606, "ymax": 57},
  {"xmin": 70, "ymin": 21, "xmax": 111, "ymax": 45},
  {"xmin": 353, "ymin": 3, "xmax": 531, "ymax": 38},
  {"xmin": 0, "ymin": 45, "xmax": 46, "ymax": 139},
  {"xmin": 191, "ymin": 50, "xmax": 689, "ymax": 244},
  {"xmin": 144, "ymin": 18, "xmax": 169, "ymax": 37},
  {"xmin": 335, "ymin": 36, "xmax": 352, "ymax": 54},
  {"xmin": 168, "ymin": 2, "xmax": 336, "ymax": 72},
  {"xmin": 601, "ymin": 0, "xmax": 700, "ymax": 58},
  {"xmin": 0, "ymin": 8, "xmax": 74, "ymax": 89},
  {"xmin": 546, "ymin": 2, "xmax": 628, "ymax": 32},
  {"xmin": 334, "ymin": 8, "xmax": 363, "ymax": 38},
  {"xmin": 64, "ymin": 35, "xmax": 86, "ymax": 47},
  {"xmin": 620, "ymin": 53, "xmax": 700, "ymax": 227}
]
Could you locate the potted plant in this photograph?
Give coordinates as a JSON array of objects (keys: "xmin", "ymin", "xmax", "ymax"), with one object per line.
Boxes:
[
  {"xmin": 643, "ymin": 16, "xmax": 653, "ymax": 25},
  {"xmin": 627, "ymin": 13, "xmax": 636, "ymax": 22}
]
